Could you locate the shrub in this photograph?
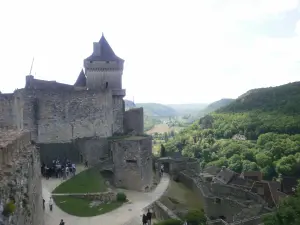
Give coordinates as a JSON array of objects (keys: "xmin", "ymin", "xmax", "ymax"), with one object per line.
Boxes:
[
  {"xmin": 116, "ymin": 192, "xmax": 127, "ymax": 202},
  {"xmin": 184, "ymin": 209, "xmax": 207, "ymax": 225},
  {"xmin": 2, "ymin": 201, "xmax": 16, "ymax": 217},
  {"xmin": 154, "ymin": 219, "xmax": 182, "ymax": 225}
]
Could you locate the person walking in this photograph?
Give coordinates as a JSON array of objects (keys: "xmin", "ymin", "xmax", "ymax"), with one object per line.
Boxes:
[
  {"xmin": 49, "ymin": 197, "xmax": 53, "ymax": 211},
  {"xmin": 43, "ymin": 198, "xmax": 45, "ymax": 210},
  {"xmin": 147, "ymin": 209, "xmax": 152, "ymax": 225},
  {"xmin": 142, "ymin": 213, "xmax": 148, "ymax": 225},
  {"xmin": 59, "ymin": 219, "xmax": 65, "ymax": 225}
]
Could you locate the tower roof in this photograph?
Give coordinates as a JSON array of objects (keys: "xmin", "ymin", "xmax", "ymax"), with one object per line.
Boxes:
[
  {"xmin": 74, "ymin": 69, "xmax": 86, "ymax": 87},
  {"xmin": 85, "ymin": 34, "xmax": 124, "ymax": 62}
]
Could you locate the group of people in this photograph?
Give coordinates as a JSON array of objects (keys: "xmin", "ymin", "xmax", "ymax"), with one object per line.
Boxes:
[
  {"xmin": 41, "ymin": 158, "xmax": 76, "ymax": 180},
  {"xmin": 142, "ymin": 209, "xmax": 152, "ymax": 225}
]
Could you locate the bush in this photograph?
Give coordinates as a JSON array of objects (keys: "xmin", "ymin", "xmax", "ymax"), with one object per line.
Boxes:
[
  {"xmin": 116, "ymin": 192, "xmax": 127, "ymax": 202},
  {"xmin": 154, "ymin": 219, "xmax": 182, "ymax": 225},
  {"xmin": 2, "ymin": 201, "xmax": 16, "ymax": 217},
  {"xmin": 184, "ymin": 209, "xmax": 207, "ymax": 225}
]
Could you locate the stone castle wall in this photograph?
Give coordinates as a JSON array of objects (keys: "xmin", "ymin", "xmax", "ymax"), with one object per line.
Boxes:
[
  {"xmin": 177, "ymin": 172, "xmax": 266, "ymax": 223},
  {"xmin": 124, "ymin": 108, "xmax": 144, "ymax": 135},
  {"xmin": 35, "ymin": 89, "xmax": 114, "ymax": 143},
  {"xmin": 38, "ymin": 137, "xmax": 110, "ymax": 166},
  {"xmin": 112, "ymin": 96, "xmax": 124, "ymax": 134},
  {"xmin": 110, "ymin": 136, "xmax": 153, "ymax": 191},
  {"xmin": 0, "ymin": 94, "xmax": 23, "ymax": 130},
  {"xmin": 0, "ymin": 87, "xmax": 127, "ymax": 144},
  {"xmin": 0, "ymin": 131, "xmax": 43, "ymax": 225}
]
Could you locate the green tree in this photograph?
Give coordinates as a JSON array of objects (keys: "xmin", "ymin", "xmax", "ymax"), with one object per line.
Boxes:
[
  {"xmin": 160, "ymin": 144, "xmax": 166, "ymax": 157},
  {"xmin": 263, "ymin": 182, "xmax": 300, "ymax": 225}
]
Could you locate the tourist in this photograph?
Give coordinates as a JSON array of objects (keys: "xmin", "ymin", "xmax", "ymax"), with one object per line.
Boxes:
[
  {"xmin": 142, "ymin": 213, "xmax": 148, "ymax": 225},
  {"xmin": 160, "ymin": 164, "xmax": 164, "ymax": 176},
  {"xmin": 85, "ymin": 160, "xmax": 88, "ymax": 168},
  {"xmin": 49, "ymin": 197, "xmax": 53, "ymax": 211},
  {"xmin": 65, "ymin": 166, "xmax": 69, "ymax": 177},
  {"xmin": 72, "ymin": 163, "xmax": 76, "ymax": 176},
  {"xmin": 59, "ymin": 219, "xmax": 65, "ymax": 225},
  {"xmin": 147, "ymin": 209, "xmax": 152, "ymax": 225},
  {"xmin": 43, "ymin": 198, "xmax": 45, "ymax": 210}
]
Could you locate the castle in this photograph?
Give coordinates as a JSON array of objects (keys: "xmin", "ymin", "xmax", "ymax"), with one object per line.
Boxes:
[{"xmin": 0, "ymin": 34, "xmax": 153, "ymax": 193}]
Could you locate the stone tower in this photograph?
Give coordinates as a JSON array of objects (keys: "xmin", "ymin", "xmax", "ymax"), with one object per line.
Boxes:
[{"xmin": 84, "ymin": 33, "xmax": 124, "ymax": 91}]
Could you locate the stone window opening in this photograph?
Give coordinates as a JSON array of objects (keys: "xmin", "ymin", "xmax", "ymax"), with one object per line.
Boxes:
[
  {"xmin": 215, "ymin": 198, "xmax": 221, "ymax": 204},
  {"xmin": 126, "ymin": 159, "xmax": 137, "ymax": 163}
]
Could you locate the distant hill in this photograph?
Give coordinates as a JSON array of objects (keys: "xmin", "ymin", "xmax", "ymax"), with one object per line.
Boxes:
[
  {"xmin": 167, "ymin": 103, "xmax": 208, "ymax": 115},
  {"xmin": 198, "ymin": 98, "xmax": 234, "ymax": 116},
  {"xmin": 135, "ymin": 103, "xmax": 178, "ymax": 117},
  {"xmin": 218, "ymin": 82, "xmax": 300, "ymax": 114},
  {"xmin": 162, "ymin": 81, "xmax": 300, "ymax": 180}
]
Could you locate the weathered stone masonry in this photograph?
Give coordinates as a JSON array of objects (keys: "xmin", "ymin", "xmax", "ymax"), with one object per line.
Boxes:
[
  {"xmin": 0, "ymin": 130, "xmax": 43, "ymax": 225},
  {"xmin": 111, "ymin": 136, "xmax": 153, "ymax": 191},
  {"xmin": 0, "ymin": 33, "xmax": 153, "ymax": 192}
]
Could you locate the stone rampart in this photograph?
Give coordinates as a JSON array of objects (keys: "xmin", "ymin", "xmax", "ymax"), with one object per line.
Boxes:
[
  {"xmin": 152, "ymin": 201, "xmax": 181, "ymax": 221},
  {"xmin": 124, "ymin": 108, "xmax": 144, "ymax": 135},
  {"xmin": 26, "ymin": 76, "xmax": 74, "ymax": 91},
  {"xmin": 178, "ymin": 171, "xmax": 267, "ymax": 223},
  {"xmin": 110, "ymin": 136, "xmax": 153, "ymax": 191},
  {"xmin": 35, "ymin": 89, "xmax": 114, "ymax": 143},
  {"xmin": 0, "ymin": 130, "xmax": 43, "ymax": 225},
  {"xmin": 210, "ymin": 183, "xmax": 266, "ymax": 204}
]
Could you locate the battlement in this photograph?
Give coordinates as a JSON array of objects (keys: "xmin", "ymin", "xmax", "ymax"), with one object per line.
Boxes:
[{"xmin": 25, "ymin": 75, "xmax": 74, "ymax": 91}]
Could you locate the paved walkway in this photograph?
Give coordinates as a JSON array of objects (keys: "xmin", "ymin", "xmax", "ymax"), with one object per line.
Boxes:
[{"xmin": 43, "ymin": 171, "xmax": 170, "ymax": 225}]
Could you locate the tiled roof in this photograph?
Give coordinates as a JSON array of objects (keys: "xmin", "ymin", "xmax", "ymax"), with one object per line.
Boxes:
[
  {"xmin": 85, "ymin": 34, "xmax": 124, "ymax": 62},
  {"xmin": 215, "ymin": 168, "xmax": 237, "ymax": 184},
  {"xmin": 74, "ymin": 69, "xmax": 86, "ymax": 87}
]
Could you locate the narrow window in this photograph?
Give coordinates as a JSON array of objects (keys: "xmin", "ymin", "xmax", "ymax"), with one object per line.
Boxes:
[{"xmin": 126, "ymin": 159, "xmax": 137, "ymax": 163}]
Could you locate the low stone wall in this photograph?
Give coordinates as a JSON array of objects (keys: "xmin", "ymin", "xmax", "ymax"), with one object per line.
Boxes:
[
  {"xmin": 54, "ymin": 192, "xmax": 116, "ymax": 202},
  {"xmin": 152, "ymin": 201, "xmax": 181, "ymax": 221}
]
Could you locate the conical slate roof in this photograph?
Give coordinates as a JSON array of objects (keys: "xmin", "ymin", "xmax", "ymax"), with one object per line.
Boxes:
[
  {"xmin": 74, "ymin": 69, "xmax": 86, "ymax": 87},
  {"xmin": 85, "ymin": 34, "xmax": 124, "ymax": 62}
]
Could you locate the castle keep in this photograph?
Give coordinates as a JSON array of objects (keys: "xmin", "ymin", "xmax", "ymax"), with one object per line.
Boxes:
[{"xmin": 0, "ymin": 34, "xmax": 152, "ymax": 193}]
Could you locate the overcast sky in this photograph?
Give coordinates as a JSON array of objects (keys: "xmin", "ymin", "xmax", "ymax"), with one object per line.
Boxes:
[{"xmin": 0, "ymin": 0, "xmax": 300, "ymax": 104}]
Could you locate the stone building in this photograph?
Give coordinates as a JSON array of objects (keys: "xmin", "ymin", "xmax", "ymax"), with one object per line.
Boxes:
[
  {"xmin": 0, "ymin": 130, "xmax": 43, "ymax": 225},
  {"xmin": 0, "ymin": 34, "xmax": 152, "ymax": 191},
  {"xmin": 177, "ymin": 166, "xmax": 279, "ymax": 225}
]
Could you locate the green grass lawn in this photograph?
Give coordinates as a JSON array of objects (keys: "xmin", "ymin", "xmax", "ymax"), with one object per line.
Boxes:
[
  {"xmin": 53, "ymin": 196, "xmax": 122, "ymax": 217},
  {"xmin": 53, "ymin": 168, "xmax": 107, "ymax": 193},
  {"xmin": 160, "ymin": 179, "xmax": 203, "ymax": 211}
]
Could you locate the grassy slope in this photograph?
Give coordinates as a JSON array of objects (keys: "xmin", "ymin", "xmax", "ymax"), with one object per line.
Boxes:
[
  {"xmin": 53, "ymin": 196, "xmax": 122, "ymax": 217},
  {"xmin": 53, "ymin": 168, "xmax": 107, "ymax": 193},
  {"xmin": 160, "ymin": 179, "xmax": 203, "ymax": 216}
]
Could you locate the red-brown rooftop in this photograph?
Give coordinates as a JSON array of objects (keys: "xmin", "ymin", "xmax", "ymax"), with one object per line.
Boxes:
[{"xmin": 0, "ymin": 129, "xmax": 26, "ymax": 148}]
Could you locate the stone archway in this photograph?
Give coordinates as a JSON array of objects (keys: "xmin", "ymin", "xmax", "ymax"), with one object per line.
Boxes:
[{"xmin": 100, "ymin": 169, "xmax": 114, "ymax": 186}]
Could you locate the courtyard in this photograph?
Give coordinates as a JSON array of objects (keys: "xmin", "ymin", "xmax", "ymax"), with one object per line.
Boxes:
[{"xmin": 43, "ymin": 166, "xmax": 170, "ymax": 225}]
